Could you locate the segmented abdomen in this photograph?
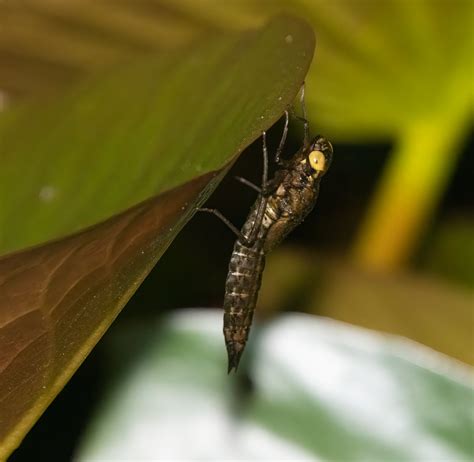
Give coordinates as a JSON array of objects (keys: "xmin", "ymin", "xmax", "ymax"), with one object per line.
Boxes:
[{"xmin": 223, "ymin": 239, "xmax": 265, "ymax": 372}]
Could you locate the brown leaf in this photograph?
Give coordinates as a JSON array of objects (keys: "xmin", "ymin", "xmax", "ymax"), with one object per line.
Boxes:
[{"xmin": 0, "ymin": 172, "xmax": 213, "ymax": 456}]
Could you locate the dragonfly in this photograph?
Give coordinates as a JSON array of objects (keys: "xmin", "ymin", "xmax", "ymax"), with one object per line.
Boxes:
[{"xmin": 200, "ymin": 86, "xmax": 333, "ymax": 372}]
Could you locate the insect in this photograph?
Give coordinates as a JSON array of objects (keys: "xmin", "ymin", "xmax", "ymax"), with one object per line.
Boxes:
[{"xmin": 200, "ymin": 87, "xmax": 333, "ymax": 372}]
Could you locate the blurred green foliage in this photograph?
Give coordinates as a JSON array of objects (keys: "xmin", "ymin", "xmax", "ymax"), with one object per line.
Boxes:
[
  {"xmin": 76, "ymin": 312, "xmax": 474, "ymax": 461},
  {"xmin": 1, "ymin": 1, "xmax": 472, "ymax": 461},
  {"xmin": 168, "ymin": 0, "xmax": 474, "ymax": 271},
  {"xmin": 422, "ymin": 217, "xmax": 474, "ymax": 287}
]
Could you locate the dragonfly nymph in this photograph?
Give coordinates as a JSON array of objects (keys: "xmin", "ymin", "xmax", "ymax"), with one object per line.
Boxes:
[{"xmin": 200, "ymin": 88, "xmax": 333, "ymax": 372}]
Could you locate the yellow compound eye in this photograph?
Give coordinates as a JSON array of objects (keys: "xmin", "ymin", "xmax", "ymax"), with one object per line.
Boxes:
[{"xmin": 308, "ymin": 150, "xmax": 326, "ymax": 172}]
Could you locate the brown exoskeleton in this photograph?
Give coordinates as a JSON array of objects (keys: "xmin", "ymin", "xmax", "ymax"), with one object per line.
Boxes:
[{"xmin": 200, "ymin": 86, "xmax": 333, "ymax": 372}]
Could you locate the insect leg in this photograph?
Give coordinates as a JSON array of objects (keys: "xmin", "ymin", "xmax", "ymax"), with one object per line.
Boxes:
[
  {"xmin": 234, "ymin": 176, "xmax": 261, "ymax": 193},
  {"xmin": 200, "ymin": 131, "xmax": 269, "ymax": 247},
  {"xmin": 197, "ymin": 208, "xmax": 247, "ymax": 242},
  {"xmin": 274, "ymin": 110, "xmax": 289, "ymax": 165},
  {"xmin": 244, "ymin": 132, "xmax": 269, "ymax": 246},
  {"xmin": 299, "ymin": 82, "xmax": 310, "ymax": 148},
  {"xmin": 261, "ymin": 130, "xmax": 269, "ymax": 189}
]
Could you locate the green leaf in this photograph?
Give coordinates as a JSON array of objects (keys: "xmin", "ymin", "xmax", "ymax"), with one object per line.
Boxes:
[
  {"xmin": 0, "ymin": 15, "xmax": 314, "ymax": 255},
  {"xmin": 0, "ymin": 15, "xmax": 315, "ymax": 458},
  {"xmin": 76, "ymin": 311, "xmax": 474, "ymax": 461}
]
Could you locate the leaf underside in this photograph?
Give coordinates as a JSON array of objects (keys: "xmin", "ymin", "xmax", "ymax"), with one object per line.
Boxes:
[{"xmin": 0, "ymin": 15, "xmax": 315, "ymax": 458}]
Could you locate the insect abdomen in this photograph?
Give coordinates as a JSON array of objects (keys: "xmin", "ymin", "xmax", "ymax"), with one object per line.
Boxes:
[{"xmin": 223, "ymin": 240, "xmax": 265, "ymax": 372}]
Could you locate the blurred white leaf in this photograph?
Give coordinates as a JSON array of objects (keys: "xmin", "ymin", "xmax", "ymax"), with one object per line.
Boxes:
[{"xmin": 76, "ymin": 310, "xmax": 473, "ymax": 461}]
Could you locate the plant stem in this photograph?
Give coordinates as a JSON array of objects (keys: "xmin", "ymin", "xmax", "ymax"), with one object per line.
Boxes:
[{"xmin": 352, "ymin": 113, "xmax": 470, "ymax": 271}]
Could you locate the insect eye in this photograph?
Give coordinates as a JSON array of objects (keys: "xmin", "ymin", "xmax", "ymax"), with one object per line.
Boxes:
[{"xmin": 308, "ymin": 150, "xmax": 326, "ymax": 172}]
